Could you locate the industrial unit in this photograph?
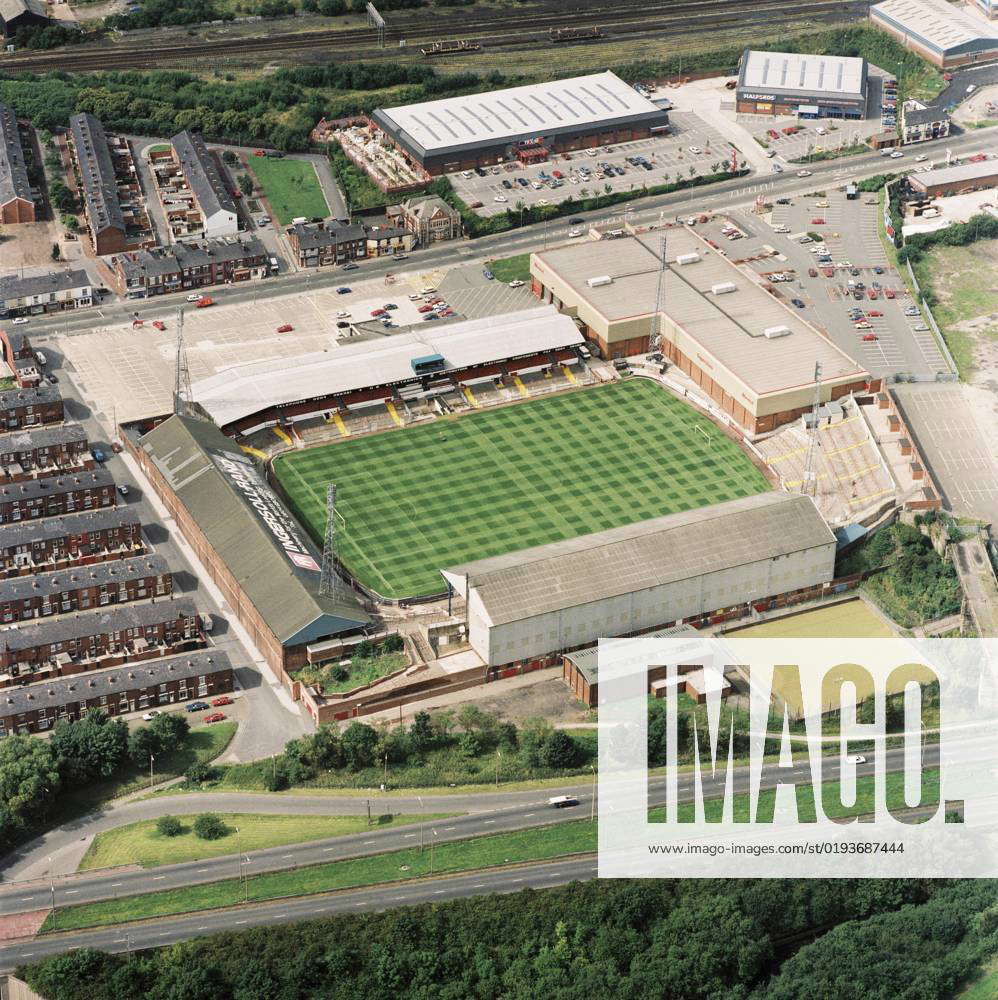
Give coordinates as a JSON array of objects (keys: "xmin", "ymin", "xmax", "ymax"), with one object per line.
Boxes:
[
  {"xmin": 189, "ymin": 306, "xmax": 584, "ymax": 436},
  {"xmin": 908, "ymin": 159, "xmax": 998, "ymax": 196},
  {"xmin": 442, "ymin": 493, "xmax": 837, "ymax": 675},
  {"xmin": 129, "ymin": 415, "xmax": 369, "ymax": 686},
  {"xmin": 371, "ymin": 71, "xmax": 670, "ymax": 175},
  {"xmin": 870, "ymin": 0, "xmax": 998, "ymax": 67},
  {"xmin": 530, "ymin": 229, "xmax": 870, "ymax": 435},
  {"xmin": 735, "ymin": 50, "xmax": 869, "ymax": 119}
]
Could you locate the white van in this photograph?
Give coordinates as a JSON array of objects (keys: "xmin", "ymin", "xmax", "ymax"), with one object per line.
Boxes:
[
  {"xmin": 291, "ymin": 216, "xmax": 308, "ymax": 225},
  {"xmin": 35, "ymin": 351, "xmax": 47, "ymax": 366},
  {"xmin": 420, "ymin": 286, "xmax": 437, "ymax": 295}
]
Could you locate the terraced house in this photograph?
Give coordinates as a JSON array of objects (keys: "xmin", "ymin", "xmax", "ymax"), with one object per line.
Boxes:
[
  {"xmin": 0, "ymin": 596, "xmax": 203, "ymax": 685},
  {"xmin": 0, "ymin": 385, "xmax": 64, "ymax": 431},
  {"xmin": 0, "ymin": 102, "xmax": 33, "ymax": 224},
  {"xmin": 0, "ymin": 649, "xmax": 235, "ymax": 735},
  {"xmin": 0, "ymin": 507, "xmax": 143, "ymax": 577},
  {"xmin": 0, "ymin": 554, "xmax": 171, "ymax": 624},
  {"xmin": 0, "ymin": 270, "xmax": 94, "ymax": 322},
  {"xmin": 0, "ymin": 468, "xmax": 115, "ymax": 524},
  {"xmin": 0, "ymin": 423, "xmax": 91, "ymax": 480},
  {"xmin": 165, "ymin": 130, "xmax": 238, "ymax": 239}
]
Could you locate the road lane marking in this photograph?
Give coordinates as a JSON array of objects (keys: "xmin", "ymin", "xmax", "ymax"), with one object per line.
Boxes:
[
  {"xmin": 21, "ymin": 897, "xmax": 35, "ymax": 902},
  {"xmin": 281, "ymin": 854, "xmax": 294, "ymax": 859},
  {"xmin": 151, "ymin": 876, "xmax": 166, "ymax": 881},
  {"xmin": 363, "ymin": 840, "xmax": 378, "ymax": 845},
  {"xmin": 197, "ymin": 869, "xmax": 210, "ymax": 873},
  {"xmin": 323, "ymin": 847, "xmax": 337, "ymax": 852},
  {"xmin": 433, "ymin": 890, "xmax": 445, "ymax": 895},
  {"xmin": 65, "ymin": 890, "xmax": 79, "ymax": 895},
  {"xmin": 235, "ymin": 919, "xmax": 247, "ymax": 924},
  {"xmin": 443, "ymin": 827, "xmax": 456, "ymax": 832}
]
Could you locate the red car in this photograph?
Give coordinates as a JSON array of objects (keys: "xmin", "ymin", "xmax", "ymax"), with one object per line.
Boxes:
[
  {"xmin": 211, "ymin": 695, "xmax": 233, "ymax": 706},
  {"xmin": 808, "ymin": 267, "xmax": 818, "ymax": 277},
  {"xmin": 204, "ymin": 712, "xmax": 226, "ymax": 724},
  {"xmin": 253, "ymin": 149, "xmax": 265, "ymax": 156},
  {"xmin": 867, "ymin": 310, "xmax": 883, "ymax": 317},
  {"xmin": 810, "ymin": 218, "xmax": 825, "ymax": 225},
  {"xmin": 867, "ymin": 288, "xmax": 878, "ymax": 300},
  {"xmin": 152, "ymin": 320, "xmax": 166, "ymax": 331},
  {"xmin": 884, "ymin": 288, "xmax": 896, "ymax": 299},
  {"xmin": 767, "ymin": 129, "xmax": 779, "ymax": 140},
  {"xmin": 862, "ymin": 333, "xmax": 877, "ymax": 341},
  {"xmin": 552, "ymin": 170, "xmax": 563, "ymax": 179},
  {"xmin": 821, "ymin": 267, "xmax": 835, "ymax": 278},
  {"xmin": 417, "ymin": 305, "xmax": 433, "ymax": 313},
  {"xmin": 371, "ymin": 308, "xmax": 387, "ymax": 317},
  {"xmin": 277, "ymin": 323, "xmax": 294, "ymax": 333}
]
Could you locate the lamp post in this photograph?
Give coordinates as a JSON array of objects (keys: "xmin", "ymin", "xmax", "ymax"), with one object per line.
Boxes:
[
  {"xmin": 47, "ymin": 854, "xmax": 55, "ymax": 910},
  {"xmin": 417, "ymin": 795, "xmax": 424, "ymax": 851},
  {"xmin": 590, "ymin": 764, "xmax": 597, "ymax": 823},
  {"xmin": 149, "ymin": 753, "xmax": 155, "ymax": 788},
  {"xmin": 495, "ymin": 748, "xmax": 501, "ymax": 789}
]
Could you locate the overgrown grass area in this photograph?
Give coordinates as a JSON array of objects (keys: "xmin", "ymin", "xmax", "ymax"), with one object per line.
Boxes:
[
  {"xmin": 43, "ymin": 768, "xmax": 939, "ymax": 933},
  {"xmin": 79, "ymin": 810, "xmax": 451, "ymax": 870},
  {"xmin": 293, "ymin": 651, "xmax": 408, "ymax": 693},
  {"xmin": 488, "ymin": 253, "xmax": 532, "ymax": 283},
  {"xmin": 908, "ymin": 237, "xmax": 998, "ymax": 380},
  {"xmin": 247, "ymin": 156, "xmax": 329, "ymax": 225}
]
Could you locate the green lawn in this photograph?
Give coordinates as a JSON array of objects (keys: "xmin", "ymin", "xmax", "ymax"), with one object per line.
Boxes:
[
  {"xmin": 80, "ymin": 811, "xmax": 451, "ymax": 870},
  {"xmin": 489, "ymin": 253, "xmax": 531, "ymax": 283},
  {"xmin": 248, "ymin": 157, "xmax": 329, "ymax": 226},
  {"xmin": 293, "ymin": 651, "xmax": 408, "ymax": 693},
  {"xmin": 273, "ymin": 380, "xmax": 770, "ymax": 599},
  {"xmin": 43, "ymin": 768, "xmax": 937, "ymax": 933}
]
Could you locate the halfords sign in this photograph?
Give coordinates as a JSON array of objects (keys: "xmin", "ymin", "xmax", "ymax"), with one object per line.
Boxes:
[
  {"xmin": 597, "ymin": 637, "xmax": 998, "ymax": 878},
  {"xmin": 211, "ymin": 452, "xmax": 320, "ymax": 573}
]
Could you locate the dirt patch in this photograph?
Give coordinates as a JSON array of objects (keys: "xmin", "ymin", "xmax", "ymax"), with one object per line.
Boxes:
[
  {"xmin": 1, "ymin": 221, "xmax": 72, "ymax": 270},
  {"xmin": 467, "ymin": 678, "xmax": 592, "ymax": 725},
  {"xmin": 0, "ymin": 907, "xmax": 49, "ymax": 941}
]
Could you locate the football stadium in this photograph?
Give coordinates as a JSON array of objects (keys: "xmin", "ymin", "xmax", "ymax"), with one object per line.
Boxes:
[{"xmin": 272, "ymin": 379, "xmax": 772, "ymax": 600}]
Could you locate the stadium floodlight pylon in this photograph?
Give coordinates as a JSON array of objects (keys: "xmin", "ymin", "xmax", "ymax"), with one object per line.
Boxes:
[
  {"xmin": 652, "ymin": 234, "xmax": 667, "ymax": 352},
  {"xmin": 320, "ymin": 483, "xmax": 338, "ymax": 598},
  {"xmin": 173, "ymin": 307, "xmax": 193, "ymax": 418},
  {"xmin": 801, "ymin": 361, "xmax": 822, "ymax": 496}
]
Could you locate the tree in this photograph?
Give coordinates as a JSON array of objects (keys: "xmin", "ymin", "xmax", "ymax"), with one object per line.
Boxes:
[
  {"xmin": 156, "ymin": 814, "xmax": 184, "ymax": 837},
  {"xmin": 129, "ymin": 725, "xmax": 159, "ymax": 769},
  {"xmin": 355, "ymin": 638, "xmax": 375, "ymax": 659},
  {"xmin": 310, "ymin": 726, "xmax": 345, "ymax": 769},
  {"xmin": 341, "ymin": 722, "xmax": 379, "ymax": 769},
  {"xmin": 192, "ymin": 812, "xmax": 228, "ymax": 840},
  {"xmin": 51, "ymin": 710, "xmax": 129, "ymax": 783},
  {"xmin": 457, "ymin": 704, "xmax": 489, "ymax": 733},
  {"xmin": 408, "ymin": 710, "xmax": 434, "ymax": 753},
  {"xmin": 458, "ymin": 730, "xmax": 484, "ymax": 759},
  {"xmin": 540, "ymin": 730, "xmax": 580, "ymax": 769},
  {"xmin": 51, "ymin": 243, "xmax": 60, "ymax": 260},
  {"xmin": 150, "ymin": 712, "xmax": 189, "ymax": 753},
  {"xmin": 48, "ymin": 179, "xmax": 77, "ymax": 213},
  {"xmin": 221, "ymin": 149, "xmax": 238, "ymax": 165},
  {"xmin": 237, "ymin": 172, "xmax": 254, "ymax": 197},
  {"xmin": 0, "ymin": 735, "xmax": 60, "ymax": 830}
]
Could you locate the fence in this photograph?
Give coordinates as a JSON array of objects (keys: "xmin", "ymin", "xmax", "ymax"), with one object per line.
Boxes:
[{"xmin": 904, "ymin": 258, "xmax": 959, "ymax": 381}]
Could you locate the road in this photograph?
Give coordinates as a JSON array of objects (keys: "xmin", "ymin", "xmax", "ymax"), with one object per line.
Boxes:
[
  {"xmin": 24, "ymin": 125, "xmax": 998, "ymax": 345},
  {"xmin": 0, "ymin": 855, "xmax": 597, "ymax": 970},
  {"xmin": 0, "ymin": 742, "xmax": 943, "ymax": 914}
]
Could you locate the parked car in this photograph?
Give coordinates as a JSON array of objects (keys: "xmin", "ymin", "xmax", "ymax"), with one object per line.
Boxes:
[
  {"xmin": 383, "ymin": 303, "xmax": 397, "ymax": 310},
  {"xmin": 11, "ymin": 317, "xmax": 28, "ymax": 326},
  {"xmin": 277, "ymin": 323, "xmax": 293, "ymax": 333},
  {"xmin": 873, "ymin": 266, "xmax": 885, "ymax": 274},
  {"xmin": 791, "ymin": 298, "xmax": 805, "ymax": 309},
  {"xmin": 807, "ymin": 267, "xmax": 818, "ymax": 277},
  {"xmin": 211, "ymin": 696, "xmax": 234, "ymax": 707},
  {"xmin": 336, "ymin": 287, "xmax": 351, "ymax": 294},
  {"xmin": 417, "ymin": 305, "xmax": 433, "ymax": 313},
  {"xmin": 45, "ymin": 372, "xmax": 58, "ymax": 384},
  {"xmin": 91, "ymin": 447, "xmax": 105, "ymax": 463},
  {"xmin": 371, "ymin": 309, "xmax": 386, "ymax": 317},
  {"xmin": 186, "ymin": 701, "xmax": 210, "ymax": 713},
  {"xmin": 117, "ymin": 484, "xmax": 130, "ymax": 497},
  {"xmin": 204, "ymin": 712, "xmax": 227, "ymax": 724},
  {"xmin": 810, "ymin": 218, "xmax": 825, "ymax": 225},
  {"xmin": 884, "ymin": 288, "xmax": 896, "ymax": 299},
  {"xmin": 509, "ymin": 280, "xmax": 524, "ymax": 288},
  {"xmin": 502, "ymin": 179, "xmax": 512, "ymax": 189},
  {"xmin": 867, "ymin": 310, "xmax": 883, "ymax": 317},
  {"xmin": 862, "ymin": 334, "xmax": 878, "ymax": 342},
  {"xmin": 483, "ymin": 269, "xmax": 494, "ymax": 280},
  {"xmin": 342, "ymin": 263, "xmax": 358, "ymax": 271}
]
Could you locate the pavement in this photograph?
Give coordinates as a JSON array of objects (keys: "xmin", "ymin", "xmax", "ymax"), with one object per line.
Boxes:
[{"xmin": 0, "ymin": 741, "xmax": 944, "ymax": 903}]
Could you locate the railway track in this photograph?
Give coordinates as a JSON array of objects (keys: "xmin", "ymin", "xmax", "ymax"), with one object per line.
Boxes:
[{"xmin": 1, "ymin": 0, "xmax": 866, "ymax": 74}]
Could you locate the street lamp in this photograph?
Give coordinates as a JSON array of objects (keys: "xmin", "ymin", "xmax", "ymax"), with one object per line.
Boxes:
[
  {"xmin": 495, "ymin": 748, "xmax": 501, "ymax": 789},
  {"xmin": 149, "ymin": 752, "xmax": 155, "ymax": 787},
  {"xmin": 417, "ymin": 795, "xmax": 424, "ymax": 851},
  {"xmin": 590, "ymin": 764, "xmax": 597, "ymax": 823},
  {"xmin": 430, "ymin": 828, "xmax": 438, "ymax": 874},
  {"xmin": 47, "ymin": 854, "xmax": 55, "ymax": 910}
]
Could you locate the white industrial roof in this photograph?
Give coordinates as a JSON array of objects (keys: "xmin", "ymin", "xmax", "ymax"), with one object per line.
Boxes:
[
  {"xmin": 191, "ymin": 306, "xmax": 583, "ymax": 427},
  {"xmin": 443, "ymin": 493, "xmax": 835, "ymax": 626},
  {"xmin": 739, "ymin": 50, "xmax": 866, "ymax": 99},
  {"xmin": 375, "ymin": 72, "xmax": 665, "ymax": 157},
  {"xmin": 532, "ymin": 229, "xmax": 866, "ymax": 399},
  {"xmin": 871, "ymin": 0, "xmax": 998, "ymax": 53}
]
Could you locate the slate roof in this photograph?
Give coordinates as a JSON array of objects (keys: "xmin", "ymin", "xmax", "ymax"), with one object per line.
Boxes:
[
  {"xmin": 0, "ymin": 507, "xmax": 140, "ymax": 550},
  {"xmin": 69, "ymin": 113, "xmax": 126, "ymax": 235},
  {"xmin": 0, "ymin": 553, "xmax": 169, "ymax": 604},
  {"xmin": 0, "ymin": 102, "xmax": 31, "ymax": 209},
  {"xmin": 170, "ymin": 130, "xmax": 237, "ymax": 220},
  {"xmin": 0, "ymin": 269, "xmax": 92, "ymax": 303}
]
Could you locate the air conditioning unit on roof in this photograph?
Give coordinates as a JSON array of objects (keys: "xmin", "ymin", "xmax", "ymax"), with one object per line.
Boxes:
[{"xmin": 587, "ymin": 275, "xmax": 612, "ymax": 288}]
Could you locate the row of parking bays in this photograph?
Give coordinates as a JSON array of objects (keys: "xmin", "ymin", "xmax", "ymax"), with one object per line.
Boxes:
[
  {"xmin": 448, "ymin": 112, "xmax": 735, "ymax": 217},
  {"xmin": 707, "ymin": 194, "xmax": 952, "ymax": 377}
]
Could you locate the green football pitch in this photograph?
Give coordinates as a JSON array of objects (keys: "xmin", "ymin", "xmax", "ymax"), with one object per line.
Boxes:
[{"xmin": 273, "ymin": 380, "xmax": 771, "ymax": 599}]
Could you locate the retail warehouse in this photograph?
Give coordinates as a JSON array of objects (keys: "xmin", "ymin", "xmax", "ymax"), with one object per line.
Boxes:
[
  {"xmin": 442, "ymin": 493, "xmax": 837, "ymax": 674},
  {"xmin": 370, "ymin": 71, "xmax": 670, "ymax": 175},
  {"xmin": 870, "ymin": 0, "xmax": 998, "ymax": 68},
  {"xmin": 530, "ymin": 229, "xmax": 870, "ymax": 436},
  {"xmin": 908, "ymin": 159, "xmax": 998, "ymax": 196},
  {"xmin": 130, "ymin": 415, "xmax": 369, "ymax": 685},
  {"xmin": 735, "ymin": 50, "xmax": 869, "ymax": 119},
  {"xmin": 189, "ymin": 306, "xmax": 584, "ymax": 436}
]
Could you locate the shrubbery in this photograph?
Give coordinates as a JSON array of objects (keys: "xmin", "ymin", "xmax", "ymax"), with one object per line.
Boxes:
[
  {"xmin": 192, "ymin": 812, "xmax": 228, "ymax": 840},
  {"xmin": 155, "ymin": 815, "xmax": 184, "ymax": 837}
]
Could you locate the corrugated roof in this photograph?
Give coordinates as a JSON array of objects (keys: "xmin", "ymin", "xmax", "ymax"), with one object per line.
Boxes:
[
  {"xmin": 738, "ymin": 49, "xmax": 867, "ymax": 100},
  {"xmin": 445, "ymin": 493, "xmax": 835, "ymax": 626},
  {"xmin": 139, "ymin": 415, "xmax": 368, "ymax": 644},
  {"xmin": 871, "ymin": 0, "xmax": 998, "ymax": 53},
  {"xmin": 373, "ymin": 72, "xmax": 668, "ymax": 159},
  {"xmin": 564, "ymin": 623, "xmax": 700, "ymax": 684},
  {"xmin": 191, "ymin": 306, "xmax": 584, "ymax": 428},
  {"xmin": 532, "ymin": 229, "xmax": 865, "ymax": 399}
]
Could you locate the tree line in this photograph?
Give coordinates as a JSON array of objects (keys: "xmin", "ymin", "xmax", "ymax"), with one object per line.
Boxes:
[
  {"xmin": 19, "ymin": 877, "xmax": 998, "ymax": 998},
  {"xmin": 0, "ymin": 710, "xmax": 192, "ymax": 854}
]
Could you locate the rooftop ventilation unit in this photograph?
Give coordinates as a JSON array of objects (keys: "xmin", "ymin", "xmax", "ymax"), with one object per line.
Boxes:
[
  {"xmin": 587, "ymin": 275, "xmax": 613, "ymax": 288},
  {"xmin": 676, "ymin": 252, "xmax": 700, "ymax": 266},
  {"xmin": 763, "ymin": 325, "xmax": 791, "ymax": 339},
  {"xmin": 711, "ymin": 281, "xmax": 736, "ymax": 295}
]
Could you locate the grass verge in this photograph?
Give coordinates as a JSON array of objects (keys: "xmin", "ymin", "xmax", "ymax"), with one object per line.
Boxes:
[
  {"xmin": 79, "ymin": 810, "xmax": 452, "ymax": 870},
  {"xmin": 488, "ymin": 253, "xmax": 531, "ymax": 283},
  {"xmin": 44, "ymin": 769, "xmax": 938, "ymax": 933}
]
